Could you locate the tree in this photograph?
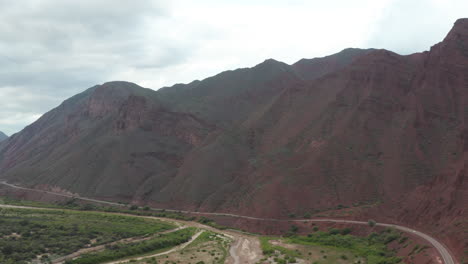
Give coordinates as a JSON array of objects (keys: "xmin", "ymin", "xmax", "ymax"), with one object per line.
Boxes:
[{"xmin": 368, "ymin": 219, "xmax": 376, "ymax": 227}]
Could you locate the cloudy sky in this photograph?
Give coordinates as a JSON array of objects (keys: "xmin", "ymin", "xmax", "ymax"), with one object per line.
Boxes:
[{"xmin": 0, "ymin": 0, "xmax": 467, "ymax": 135}]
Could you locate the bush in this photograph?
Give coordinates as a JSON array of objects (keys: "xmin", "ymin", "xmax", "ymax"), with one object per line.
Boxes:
[
  {"xmin": 0, "ymin": 207, "xmax": 175, "ymax": 263},
  {"xmin": 70, "ymin": 228, "xmax": 196, "ymax": 264},
  {"xmin": 286, "ymin": 229, "xmax": 402, "ymax": 264},
  {"xmin": 341, "ymin": 228, "xmax": 352, "ymax": 235},
  {"xmin": 368, "ymin": 220, "xmax": 376, "ymax": 227},
  {"xmin": 289, "ymin": 225, "xmax": 299, "ymax": 233}
]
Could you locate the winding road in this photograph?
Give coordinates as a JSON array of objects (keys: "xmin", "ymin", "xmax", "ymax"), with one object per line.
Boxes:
[
  {"xmin": 105, "ymin": 230, "xmax": 204, "ymax": 264},
  {"xmin": 0, "ymin": 181, "xmax": 456, "ymax": 264}
]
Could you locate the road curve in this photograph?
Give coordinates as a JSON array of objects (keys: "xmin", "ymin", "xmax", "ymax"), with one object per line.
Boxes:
[
  {"xmin": 105, "ymin": 230, "xmax": 204, "ymax": 264},
  {"xmin": 288, "ymin": 219, "xmax": 454, "ymax": 264},
  {"xmin": 0, "ymin": 181, "xmax": 456, "ymax": 264},
  {"xmin": 52, "ymin": 226, "xmax": 186, "ymax": 264}
]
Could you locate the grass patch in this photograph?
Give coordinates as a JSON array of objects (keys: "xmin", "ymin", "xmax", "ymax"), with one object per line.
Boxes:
[
  {"xmin": 288, "ymin": 228, "xmax": 402, "ymax": 264},
  {"xmin": 260, "ymin": 228, "xmax": 402, "ymax": 264},
  {"xmin": 67, "ymin": 227, "xmax": 196, "ymax": 264},
  {"xmin": 197, "ymin": 216, "xmax": 229, "ymax": 230},
  {"xmin": 185, "ymin": 231, "xmax": 231, "ymax": 264},
  {"xmin": 260, "ymin": 237, "xmax": 302, "ymax": 258},
  {"xmin": 0, "ymin": 207, "xmax": 175, "ymax": 264},
  {"xmin": 0, "ymin": 196, "xmax": 196, "ymax": 221}
]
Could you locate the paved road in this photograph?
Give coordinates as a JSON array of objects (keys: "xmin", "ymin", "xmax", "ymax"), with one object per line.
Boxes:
[{"xmin": 0, "ymin": 181, "xmax": 456, "ymax": 264}]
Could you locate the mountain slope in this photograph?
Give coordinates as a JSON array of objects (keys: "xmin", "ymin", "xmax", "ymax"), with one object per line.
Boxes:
[
  {"xmin": 0, "ymin": 131, "xmax": 7, "ymax": 142},
  {"xmin": 0, "ymin": 81, "xmax": 211, "ymax": 199},
  {"xmin": 0, "ymin": 19, "xmax": 467, "ymax": 261},
  {"xmin": 157, "ymin": 49, "xmax": 371, "ymax": 126}
]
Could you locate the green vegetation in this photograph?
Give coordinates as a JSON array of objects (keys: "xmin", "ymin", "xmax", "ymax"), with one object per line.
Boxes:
[
  {"xmin": 182, "ymin": 231, "xmax": 231, "ymax": 264},
  {"xmin": 261, "ymin": 228, "xmax": 402, "ymax": 264},
  {"xmin": 0, "ymin": 207, "xmax": 175, "ymax": 264},
  {"xmin": 0, "ymin": 196, "xmax": 65, "ymax": 209},
  {"xmin": 0, "ymin": 196, "xmax": 196, "ymax": 221},
  {"xmin": 260, "ymin": 237, "xmax": 302, "ymax": 258},
  {"xmin": 289, "ymin": 228, "xmax": 402, "ymax": 263},
  {"xmin": 197, "ymin": 216, "xmax": 229, "ymax": 230},
  {"xmin": 189, "ymin": 231, "xmax": 217, "ymax": 247},
  {"xmin": 67, "ymin": 228, "xmax": 196, "ymax": 264}
]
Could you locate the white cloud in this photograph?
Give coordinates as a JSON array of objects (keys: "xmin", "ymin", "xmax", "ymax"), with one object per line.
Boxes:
[
  {"xmin": 0, "ymin": 0, "xmax": 466, "ymax": 135},
  {"xmin": 116, "ymin": 0, "xmax": 391, "ymax": 88},
  {"xmin": 367, "ymin": 0, "xmax": 468, "ymax": 54}
]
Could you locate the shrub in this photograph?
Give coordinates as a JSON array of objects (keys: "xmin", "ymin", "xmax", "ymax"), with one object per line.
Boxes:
[
  {"xmin": 341, "ymin": 228, "xmax": 352, "ymax": 235},
  {"xmin": 70, "ymin": 228, "xmax": 195, "ymax": 264},
  {"xmin": 289, "ymin": 225, "xmax": 299, "ymax": 233}
]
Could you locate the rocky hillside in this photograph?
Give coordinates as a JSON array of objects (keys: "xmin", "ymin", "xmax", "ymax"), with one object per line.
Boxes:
[{"xmin": 0, "ymin": 18, "xmax": 467, "ymax": 261}]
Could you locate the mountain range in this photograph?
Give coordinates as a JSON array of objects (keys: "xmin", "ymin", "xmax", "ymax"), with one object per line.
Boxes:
[{"xmin": 0, "ymin": 19, "xmax": 467, "ymax": 260}]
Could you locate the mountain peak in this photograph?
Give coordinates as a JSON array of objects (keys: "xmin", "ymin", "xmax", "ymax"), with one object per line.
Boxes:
[
  {"xmin": 443, "ymin": 18, "xmax": 468, "ymax": 43},
  {"xmin": 261, "ymin": 58, "xmax": 281, "ymax": 64},
  {"xmin": 101, "ymin": 81, "xmax": 142, "ymax": 88},
  {"xmin": 255, "ymin": 58, "xmax": 289, "ymax": 69},
  {"xmin": 453, "ymin": 18, "xmax": 468, "ymax": 29},
  {"xmin": 98, "ymin": 81, "xmax": 145, "ymax": 93},
  {"xmin": 90, "ymin": 81, "xmax": 157, "ymax": 100}
]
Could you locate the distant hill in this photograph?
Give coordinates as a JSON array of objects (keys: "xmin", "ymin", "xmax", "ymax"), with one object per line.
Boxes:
[
  {"xmin": 0, "ymin": 18, "xmax": 467, "ymax": 261},
  {"xmin": 0, "ymin": 131, "xmax": 7, "ymax": 142}
]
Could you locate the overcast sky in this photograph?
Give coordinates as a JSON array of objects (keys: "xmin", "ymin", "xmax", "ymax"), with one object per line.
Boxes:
[{"xmin": 0, "ymin": 0, "xmax": 467, "ymax": 135}]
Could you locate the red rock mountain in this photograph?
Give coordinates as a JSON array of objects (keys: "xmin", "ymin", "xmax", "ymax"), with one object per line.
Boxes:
[{"xmin": 0, "ymin": 19, "xmax": 467, "ymax": 260}]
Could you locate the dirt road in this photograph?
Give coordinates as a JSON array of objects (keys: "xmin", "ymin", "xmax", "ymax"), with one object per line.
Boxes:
[
  {"xmin": 0, "ymin": 181, "xmax": 456, "ymax": 264},
  {"xmin": 0, "ymin": 203, "xmax": 262, "ymax": 264},
  {"xmin": 52, "ymin": 227, "xmax": 185, "ymax": 264},
  {"xmin": 105, "ymin": 230, "xmax": 204, "ymax": 264}
]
